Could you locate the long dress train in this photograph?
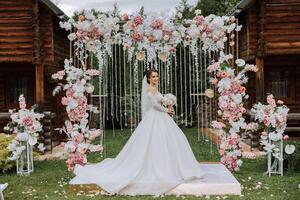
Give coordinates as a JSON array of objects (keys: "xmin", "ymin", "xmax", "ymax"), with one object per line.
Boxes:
[{"xmin": 70, "ymin": 91, "xmax": 205, "ymax": 196}]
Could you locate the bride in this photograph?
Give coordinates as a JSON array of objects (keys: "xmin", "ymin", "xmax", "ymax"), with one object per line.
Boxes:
[{"xmin": 70, "ymin": 69, "xmax": 205, "ymax": 196}]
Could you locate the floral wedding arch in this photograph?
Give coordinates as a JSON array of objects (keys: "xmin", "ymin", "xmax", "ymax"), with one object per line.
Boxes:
[{"xmin": 51, "ymin": 8, "xmax": 292, "ymax": 173}]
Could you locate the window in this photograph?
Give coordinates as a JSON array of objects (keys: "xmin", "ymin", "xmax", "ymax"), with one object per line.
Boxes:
[
  {"xmin": 5, "ymin": 73, "xmax": 34, "ymax": 109},
  {"xmin": 265, "ymin": 66, "xmax": 295, "ymax": 103}
]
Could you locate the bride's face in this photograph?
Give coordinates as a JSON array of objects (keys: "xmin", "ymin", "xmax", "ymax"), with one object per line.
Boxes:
[{"xmin": 149, "ymin": 71, "xmax": 159, "ymax": 86}]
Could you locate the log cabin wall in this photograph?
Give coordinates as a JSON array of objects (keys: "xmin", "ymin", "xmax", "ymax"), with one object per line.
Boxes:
[
  {"xmin": 0, "ymin": 0, "xmax": 34, "ymax": 62},
  {"xmin": 234, "ymin": 0, "xmax": 300, "ymax": 112},
  {"xmin": 0, "ymin": 0, "xmax": 69, "ymax": 133},
  {"xmin": 238, "ymin": 2, "xmax": 259, "ymax": 61},
  {"xmin": 265, "ymin": 0, "xmax": 300, "ymax": 56}
]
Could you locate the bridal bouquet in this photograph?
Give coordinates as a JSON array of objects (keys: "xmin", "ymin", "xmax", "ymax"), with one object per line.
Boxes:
[
  {"xmin": 162, "ymin": 94, "xmax": 177, "ymax": 107},
  {"xmin": 4, "ymin": 95, "xmax": 45, "ymax": 161}
]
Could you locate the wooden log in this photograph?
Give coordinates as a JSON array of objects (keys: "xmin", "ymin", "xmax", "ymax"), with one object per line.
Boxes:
[
  {"xmin": 267, "ymin": 42, "xmax": 300, "ymax": 48},
  {"xmin": 32, "ymin": 0, "xmax": 41, "ymax": 64},
  {"xmin": 267, "ymin": 49, "xmax": 300, "ymax": 55},
  {"xmin": 0, "ymin": 56, "xmax": 32, "ymax": 62},
  {"xmin": 255, "ymin": 57, "xmax": 264, "ymax": 103},
  {"xmin": 35, "ymin": 64, "xmax": 44, "ymax": 105}
]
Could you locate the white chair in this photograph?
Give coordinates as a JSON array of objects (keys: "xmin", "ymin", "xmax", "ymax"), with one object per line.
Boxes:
[{"xmin": 0, "ymin": 183, "xmax": 8, "ymax": 200}]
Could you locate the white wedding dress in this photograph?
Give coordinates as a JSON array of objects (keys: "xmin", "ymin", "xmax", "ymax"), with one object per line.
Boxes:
[{"xmin": 70, "ymin": 77, "xmax": 205, "ymax": 196}]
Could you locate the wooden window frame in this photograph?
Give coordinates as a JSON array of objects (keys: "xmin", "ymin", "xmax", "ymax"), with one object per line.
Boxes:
[
  {"xmin": 265, "ymin": 66, "xmax": 296, "ymax": 104},
  {"xmin": 5, "ymin": 71, "xmax": 35, "ymax": 109}
]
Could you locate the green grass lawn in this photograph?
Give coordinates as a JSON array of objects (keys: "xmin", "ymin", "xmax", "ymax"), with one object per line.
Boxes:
[{"xmin": 1, "ymin": 128, "xmax": 299, "ymax": 200}]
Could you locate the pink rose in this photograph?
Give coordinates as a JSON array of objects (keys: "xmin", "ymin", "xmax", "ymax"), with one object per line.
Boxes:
[
  {"xmin": 185, "ymin": 35, "xmax": 191, "ymax": 41},
  {"xmin": 121, "ymin": 13, "xmax": 129, "ymax": 21},
  {"xmin": 207, "ymin": 62, "xmax": 220, "ymax": 73},
  {"xmin": 61, "ymin": 97, "xmax": 68, "ymax": 105},
  {"xmin": 73, "ymin": 133, "xmax": 84, "ymax": 143},
  {"xmin": 133, "ymin": 32, "xmax": 143, "ymax": 42},
  {"xmin": 66, "ymin": 89, "xmax": 75, "ymax": 97},
  {"xmin": 245, "ymin": 64, "xmax": 258, "ymax": 72},
  {"xmin": 267, "ymin": 95, "xmax": 276, "ymax": 107},
  {"xmin": 76, "ymin": 30, "xmax": 84, "ymax": 40},
  {"xmin": 219, "ymin": 149, "xmax": 225, "ymax": 156},
  {"xmin": 277, "ymin": 100, "xmax": 284, "ymax": 105},
  {"xmin": 193, "ymin": 15, "xmax": 205, "ymax": 25},
  {"xmin": 283, "ymin": 135, "xmax": 289, "ymax": 141},
  {"xmin": 169, "ymin": 47, "xmax": 175, "ymax": 53},
  {"xmin": 89, "ymin": 144, "xmax": 103, "ymax": 152},
  {"xmin": 89, "ymin": 129, "xmax": 101, "ymax": 140},
  {"xmin": 211, "ymin": 78, "xmax": 218, "ymax": 85},
  {"xmin": 65, "ymin": 121, "xmax": 73, "ymax": 133},
  {"xmin": 19, "ymin": 95, "xmax": 27, "ymax": 109},
  {"xmin": 261, "ymin": 131, "xmax": 268, "ymax": 136},
  {"xmin": 86, "ymin": 69, "xmax": 100, "ymax": 76}
]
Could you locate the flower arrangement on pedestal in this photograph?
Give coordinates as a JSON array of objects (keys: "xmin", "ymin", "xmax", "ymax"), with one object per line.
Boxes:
[
  {"xmin": 251, "ymin": 94, "xmax": 294, "ymax": 176},
  {"xmin": 52, "ymin": 59, "xmax": 103, "ymax": 171},
  {"xmin": 208, "ymin": 57, "xmax": 258, "ymax": 171},
  {"xmin": 4, "ymin": 95, "xmax": 45, "ymax": 175}
]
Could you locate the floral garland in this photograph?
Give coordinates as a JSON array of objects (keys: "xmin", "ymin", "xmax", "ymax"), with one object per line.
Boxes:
[
  {"xmin": 52, "ymin": 59, "xmax": 103, "ymax": 171},
  {"xmin": 251, "ymin": 95, "xmax": 294, "ymax": 159},
  {"xmin": 60, "ymin": 10, "xmax": 120, "ymax": 67},
  {"xmin": 4, "ymin": 95, "xmax": 45, "ymax": 161},
  {"xmin": 209, "ymin": 58, "xmax": 258, "ymax": 171},
  {"xmin": 59, "ymin": 9, "xmax": 241, "ymax": 64}
]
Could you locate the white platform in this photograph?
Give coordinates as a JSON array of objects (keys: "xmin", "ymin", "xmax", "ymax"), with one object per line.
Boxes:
[
  {"xmin": 167, "ymin": 163, "xmax": 241, "ymax": 196},
  {"xmin": 70, "ymin": 163, "xmax": 241, "ymax": 196}
]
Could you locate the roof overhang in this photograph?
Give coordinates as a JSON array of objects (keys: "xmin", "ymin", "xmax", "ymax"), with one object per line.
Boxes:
[
  {"xmin": 39, "ymin": 0, "xmax": 65, "ymax": 17},
  {"xmin": 227, "ymin": 0, "xmax": 256, "ymax": 16}
]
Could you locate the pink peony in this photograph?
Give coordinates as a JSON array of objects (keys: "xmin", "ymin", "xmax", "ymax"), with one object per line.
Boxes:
[
  {"xmin": 22, "ymin": 116, "xmax": 34, "ymax": 127},
  {"xmin": 133, "ymin": 15, "xmax": 143, "ymax": 26},
  {"xmin": 151, "ymin": 19, "xmax": 163, "ymax": 29}
]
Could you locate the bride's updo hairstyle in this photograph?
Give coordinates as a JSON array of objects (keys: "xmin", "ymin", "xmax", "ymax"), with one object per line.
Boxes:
[{"xmin": 145, "ymin": 69, "xmax": 159, "ymax": 84}]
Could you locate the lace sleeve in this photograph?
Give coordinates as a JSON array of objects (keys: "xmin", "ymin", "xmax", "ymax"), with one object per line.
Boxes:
[{"xmin": 147, "ymin": 92, "xmax": 168, "ymax": 113}]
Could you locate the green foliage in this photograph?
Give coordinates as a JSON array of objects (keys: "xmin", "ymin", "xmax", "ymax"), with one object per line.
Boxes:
[
  {"xmin": 195, "ymin": 0, "xmax": 240, "ymax": 16},
  {"xmin": 0, "ymin": 134, "xmax": 15, "ymax": 173},
  {"xmin": 179, "ymin": 0, "xmax": 240, "ymax": 19}
]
